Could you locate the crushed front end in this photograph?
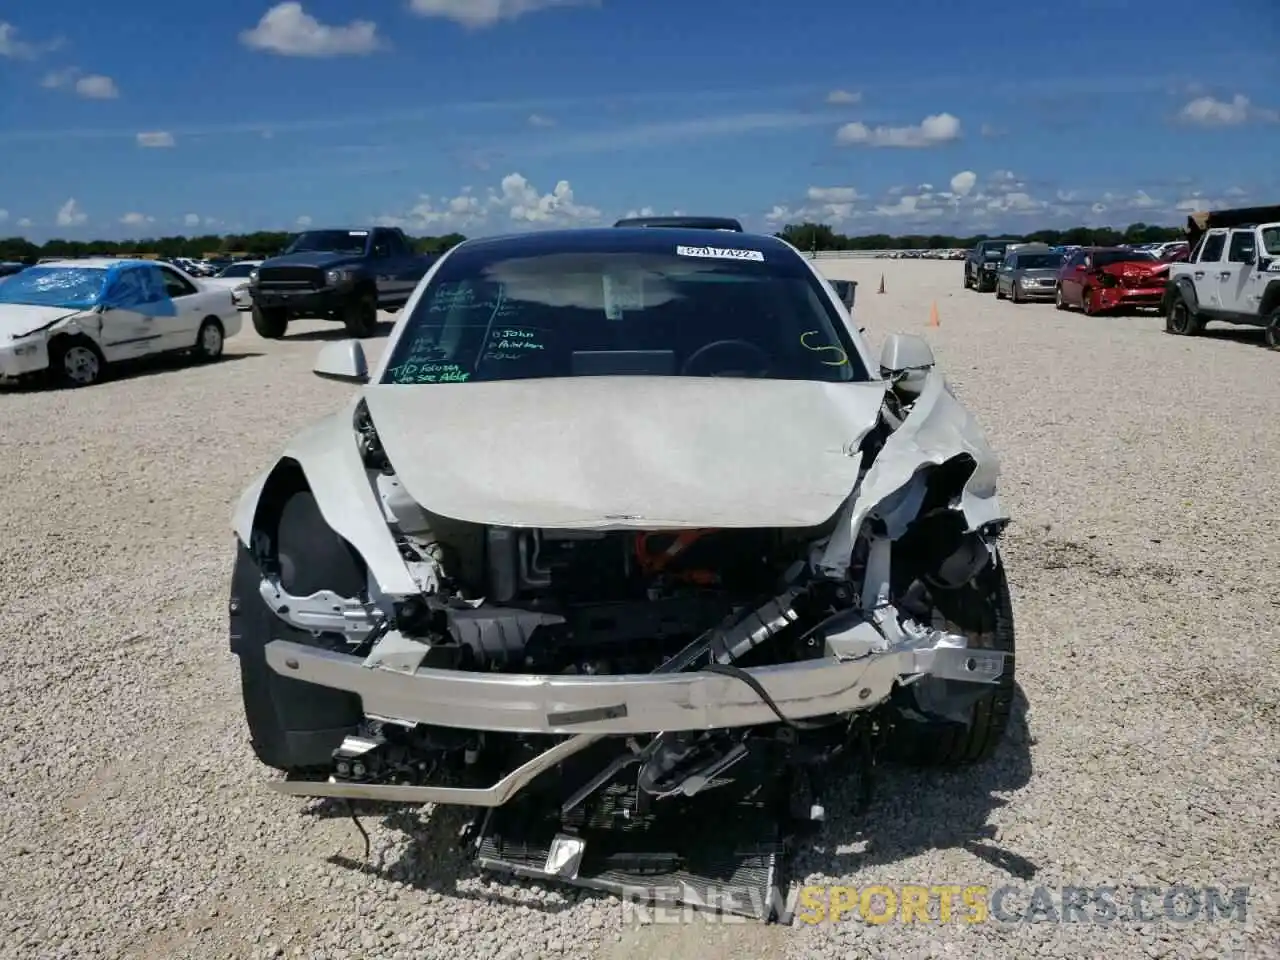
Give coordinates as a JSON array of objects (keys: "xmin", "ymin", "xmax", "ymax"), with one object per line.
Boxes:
[{"xmin": 229, "ymin": 373, "xmax": 1015, "ymax": 920}]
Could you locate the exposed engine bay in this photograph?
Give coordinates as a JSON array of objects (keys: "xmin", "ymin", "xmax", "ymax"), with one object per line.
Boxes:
[{"xmin": 231, "ymin": 344, "xmax": 1016, "ymax": 921}]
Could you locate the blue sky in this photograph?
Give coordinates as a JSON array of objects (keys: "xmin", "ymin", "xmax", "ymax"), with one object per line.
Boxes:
[{"xmin": 1, "ymin": 0, "xmax": 1277, "ymax": 240}]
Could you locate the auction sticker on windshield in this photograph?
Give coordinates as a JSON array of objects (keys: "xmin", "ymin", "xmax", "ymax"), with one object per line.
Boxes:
[{"xmin": 675, "ymin": 245, "xmax": 764, "ymax": 262}]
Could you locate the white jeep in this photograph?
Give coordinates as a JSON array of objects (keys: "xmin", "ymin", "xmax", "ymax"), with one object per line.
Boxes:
[{"xmin": 1163, "ymin": 205, "xmax": 1280, "ymax": 349}]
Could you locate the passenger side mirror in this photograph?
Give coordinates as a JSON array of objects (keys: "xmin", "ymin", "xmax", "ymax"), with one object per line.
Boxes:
[
  {"xmin": 313, "ymin": 339, "xmax": 369, "ymax": 384},
  {"xmin": 879, "ymin": 333, "xmax": 935, "ymax": 396}
]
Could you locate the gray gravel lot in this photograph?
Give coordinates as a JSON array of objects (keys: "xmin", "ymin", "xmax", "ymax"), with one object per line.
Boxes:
[{"xmin": 1, "ymin": 259, "xmax": 1276, "ymax": 960}]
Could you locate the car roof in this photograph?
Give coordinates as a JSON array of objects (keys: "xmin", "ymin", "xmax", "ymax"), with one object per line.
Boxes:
[
  {"xmin": 458, "ymin": 226, "xmax": 793, "ymax": 259},
  {"xmin": 31, "ymin": 257, "xmax": 157, "ymax": 270}
]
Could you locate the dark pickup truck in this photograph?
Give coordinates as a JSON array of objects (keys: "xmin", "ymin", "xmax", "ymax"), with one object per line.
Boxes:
[
  {"xmin": 963, "ymin": 239, "xmax": 1015, "ymax": 292},
  {"xmin": 247, "ymin": 226, "xmax": 439, "ymax": 339}
]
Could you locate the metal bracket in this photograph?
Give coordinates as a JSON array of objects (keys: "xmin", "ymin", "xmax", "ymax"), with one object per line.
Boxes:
[{"xmin": 258, "ymin": 577, "xmax": 380, "ymax": 635}]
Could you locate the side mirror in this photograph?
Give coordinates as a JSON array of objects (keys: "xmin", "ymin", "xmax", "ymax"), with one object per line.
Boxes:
[
  {"xmin": 313, "ymin": 339, "xmax": 369, "ymax": 383},
  {"xmin": 879, "ymin": 332, "xmax": 935, "ymax": 396}
]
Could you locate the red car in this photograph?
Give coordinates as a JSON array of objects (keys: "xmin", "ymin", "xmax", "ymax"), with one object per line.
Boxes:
[{"xmin": 1055, "ymin": 247, "xmax": 1171, "ymax": 315}]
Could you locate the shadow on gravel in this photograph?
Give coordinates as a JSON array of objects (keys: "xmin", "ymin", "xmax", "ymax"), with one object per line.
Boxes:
[
  {"xmin": 302, "ymin": 685, "xmax": 1037, "ymax": 912},
  {"xmin": 0, "ymin": 351, "xmax": 265, "ymax": 391},
  {"xmin": 284, "ymin": 321, "xmax": 394, "ymax": 342},
  {"xmin": 803, "ymin": 683, "xmax": 1037, "ymax": 883},
  {"xmin": 1198, "ymin": 326, "xmax": 1270, "ymax": 349}
]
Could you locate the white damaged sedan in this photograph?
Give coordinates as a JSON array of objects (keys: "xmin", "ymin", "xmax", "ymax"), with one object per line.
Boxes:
[
  {"xmin": 0, "ymin": 258, "xmax": 242, "ymax": 387},
  {"xmin": 228, "ymin": 226, "xmax": 1016, "ymax": 917}
]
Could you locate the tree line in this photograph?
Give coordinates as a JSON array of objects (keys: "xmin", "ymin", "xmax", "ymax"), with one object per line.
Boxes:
[
  {"xmin": 773, "ymin": 221, "xmax": 1187, "ymax": 252},
  {"xmin": 0, "ymin": 220, "xmax": 1190, "ymax": 264},
  {"xmin": 0, "ymin": 231, "xmax": 469, "ymax": 263}
]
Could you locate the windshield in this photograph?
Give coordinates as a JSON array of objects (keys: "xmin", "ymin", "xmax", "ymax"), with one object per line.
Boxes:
[
  {"xmin": 1261, "ymin": 227, "xmax": 1280, "ymax": 256},
  {"xmin": 0, "ymin": 266, "xmax": 107, "ymax": 309},
  {"xmin": 218, "ymin": 263, "xmax": 258, "ymax": 278},
  {"xmin": 1093, "ymin": 250, "xmax": 1156, "ymax": 267},
  {"xmin": 1016, "ymin": 253, "xmax": 1063, "ymax": 269},
  {"xmin": 381, "ymin": 244, "xmax": 868, "ymax": 385},
  {"xmin": 284, "ymin": 230, "xmax": 369, "ymax": 256}
]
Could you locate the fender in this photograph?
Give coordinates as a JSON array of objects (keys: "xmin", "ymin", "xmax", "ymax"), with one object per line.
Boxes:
[
  {"xmin": 230, "ymin": 395, "xmax": 420, "ymax": 596},
  {"xmin": 814, "ymin": 370, "xmax": 1007, "ymax": 579},
  {"xmin": 1261, "ymin": 278, "xmax": 1280, "ymax": 316},
  {"xmin": 1164, "ymin": 276, "xmax": 1198, "ymax": 313}
]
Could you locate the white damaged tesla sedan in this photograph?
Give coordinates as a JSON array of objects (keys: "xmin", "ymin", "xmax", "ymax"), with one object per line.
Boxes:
[
  {"xmin": 228, "ymin": 226, "xmax": 1016, "ymax": 917},
  {"xmin": 0, "ymin": 258, "xmax": 241, "ymax": 387}
]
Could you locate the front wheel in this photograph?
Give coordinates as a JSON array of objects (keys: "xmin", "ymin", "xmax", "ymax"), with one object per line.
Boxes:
[
  {"xmin": 252, "ymin": 305, "xmax": 289, "ymax": 339},
  {"xmin": 1264, "ymin": 307, "xmax": 1280, "ymax": 350},
  {"xmin": 49, "ymin": 336, "xmax": 106, "ymax": 388},
  {"xmin": 1010, "ymin": 282, "xmax": 1021, "ymax": 304},
  {"xmin": 885, "ymin": 559, "xmax": 1017, "ymax": 767},
  {"xmin": 342, "ymin": 290, "xmax": 379, "ymax": 338},
  {"xmin": 1081, "ymin": 287, "xmax": 1096, "ymax": 316}
]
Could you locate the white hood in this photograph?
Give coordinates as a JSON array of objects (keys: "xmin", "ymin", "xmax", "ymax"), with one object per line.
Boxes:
[
  {"xmin": 362, "ymin": 377, "xmax": 889, "ymax": 529},
  {"xmin": 0, "ymin": 303, "xmax": 86, "ymax": 341}
]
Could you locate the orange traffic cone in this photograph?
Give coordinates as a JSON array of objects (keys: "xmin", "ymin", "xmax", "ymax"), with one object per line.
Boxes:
[
  {"xmin": 928, "ymin": 302, "xmax": 940, "ymax": 327},
  {"xmin": 877, "ymin": 274, "xmax": 886, "ymax": 294}
]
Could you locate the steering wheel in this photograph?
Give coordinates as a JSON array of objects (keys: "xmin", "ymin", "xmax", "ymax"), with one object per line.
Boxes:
[{"xmin": 680, "ymin": 339, "xmax": 773, "ymax": 377}]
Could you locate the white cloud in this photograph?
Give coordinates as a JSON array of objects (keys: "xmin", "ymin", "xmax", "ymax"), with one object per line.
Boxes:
[
  {"xmin": 807, "ymin": 186, "xmax": 859, "ymax": 203},
  {"xmin": 183, "ymin": 213, "xmax": 202, "ymax": 228},
  {"xmin": 17, "ymin": 217, "xmax": 32, "ymax": 228},
  {"xmin": 75, "ymin": 74, "xmax": 118, "ymax": 99},
  {"xmin": 949, "ymin": 170, "xmax": 977, "ymax": 197},
  {"xmin": 119, "ymin": 212, "xmax": 154, "ymax": 227},
  {"xmin": 528, "ymin": 113, "xmax": 556, "ymax": 128},
  {"xmin": 407, "ymin": 0, "xmax": 594, "ymax": 27},
  {"xmin": 40, "ymin": 67, "xmax": 119, "ymax": 99},
  {"xmin": 825, "ymin": 89, "xmax": 861, "ymax": 104},
  {"xmin": 0, "ymin": 21, "xmax": 57, "ymax": 59},
  {"xmin": 136, "ymin": 131, "xmax": 175, "ymax": 148},
  {"xmin": 240, "ymin": 3, "xmax": 380, "ymax": 57},
  {"xmin": 0, "ymin": 209, "xmax": 7, "ymax": 222},
  {"xmin": 836, "ymin": 112, "xmax": 961, "ymax": 147},
  {"xmin": 296, "ymin": 215, "xmax": 313, "ymax": 227},
  {"xmin": 377, "ymin": 173, "xmax": 601, "ymax": 231},
  {"xmin": 1176, "ymin": 93, "xmax": 1279, "ymax": 126},
  {"xmin": 56, "ymin": 198, "xmax": 86, "ymax": 227}
]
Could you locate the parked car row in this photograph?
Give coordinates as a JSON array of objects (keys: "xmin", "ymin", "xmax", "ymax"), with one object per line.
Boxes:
[{"xmin": 964, "ymin": 213, "xmax": 1280, "ymax": 349}]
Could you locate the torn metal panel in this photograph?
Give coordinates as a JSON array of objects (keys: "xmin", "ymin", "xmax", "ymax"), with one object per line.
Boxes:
[{"xmin": 815, "ymin": 370, "xmax": 1007, "ymax": 579}]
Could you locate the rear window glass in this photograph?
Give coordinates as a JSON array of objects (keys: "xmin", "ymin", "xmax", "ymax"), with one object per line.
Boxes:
[{"xmin": 381, "ymin": 245, "xmax": 868, "ymax": 385}]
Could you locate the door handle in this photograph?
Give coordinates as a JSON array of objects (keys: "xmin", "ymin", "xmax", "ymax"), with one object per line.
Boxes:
[
  {"xmin": 1193, "ymin": 271, "xmax": 1205, "ymax": 279},
  {"xmin": 1218, "ymin": 271, "xmax": 1232, "ymax": 280}
]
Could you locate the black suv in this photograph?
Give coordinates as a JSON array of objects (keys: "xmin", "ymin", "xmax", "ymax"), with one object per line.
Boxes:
[{"xmin": 964, "ymin": 239, "xmax": 1017, "ymax": 292}]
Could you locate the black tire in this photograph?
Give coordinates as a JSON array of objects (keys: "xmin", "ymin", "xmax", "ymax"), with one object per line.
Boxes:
[
  {"xmin": 252, "ymin": 305, "xmax": 289, "ymax": 339},
  {"xmin": 342, "ymin": 290, "xmax": 379, "ymax": 338},
  {"xmin": 1264, "ymin": 308, "xmax": 1280, "ymax": 350},
  {"xmin": 48, "ymin": 335, "xmax": 106, "ymax": 388},
  {"xmin": 963, "ymin": 270, "xmax": 972, "ymax": 290},
  {"xmin": 1165, "ymin": 294, "xmax": 1203, "ymax": 336},
  {"xmin": 994, "ymin": 282, "xmax": 1006, "ymax": 300},
  {"xmin": 1010, "ymin": 281, "xmax": 1021, "ymax": 304},
  {"xmin": 229, "ymin": 490, "xmax": 367, "ymax": 773},
  {"xmin": 886, "ymin": 560, "xmax": 1017, "ymax": 767},
  {"xmin": 193, "ymin": 317, "xmax": 225, "ymax": 361},
  {"xmin": 1055, "ymin": 284, "xmax": 1067, "ymax": 310},
  {"xmin": 1081, "ymin": 287, "xmax": 1096, "ymax": 316}
]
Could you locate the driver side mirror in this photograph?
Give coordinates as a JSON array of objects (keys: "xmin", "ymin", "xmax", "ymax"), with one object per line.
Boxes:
[
  {"xmin": 313, "ymin": 339, "xmax": 369, "ymax": 384},
  {"xmin": 879, "ymin": 333, "xmax": 935, "ymax": 396}
]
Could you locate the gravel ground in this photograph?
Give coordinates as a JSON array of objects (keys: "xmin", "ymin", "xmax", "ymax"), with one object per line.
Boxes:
[{"xmin": 1, "ymin": 260, "xmax": 1276, "ymax": 960}]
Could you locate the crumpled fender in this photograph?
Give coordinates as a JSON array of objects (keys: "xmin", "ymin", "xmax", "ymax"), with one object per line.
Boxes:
[
  {"xmin": 814, "ymin": 370, "xmax": 1007, "ymax": 578},
  {"xmin": 230, "ymin": 395, "xmax": 419, "ymax": 595}
]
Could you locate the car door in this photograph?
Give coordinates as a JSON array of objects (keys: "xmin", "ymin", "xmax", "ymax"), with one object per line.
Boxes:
[
  {"xmin": 369, "ymin": 229, "xmax": 398, "ymax": 305},
  {"xmin": 1060, "ymin": 250, "xmax": 1087, "ymax": 304},
  {"xmin": 1192, "ymin": 230, "xmax": 1228, "ymax": 309},
  {"xmin": 998, "ymin": 253, "xmax": 1016, "ymax": 295},
  {"xmin": 384, "ymin": 229, "xmax": 420, "ymax": 301},
  {"xmin": 153, "ymin": 264, "xmax": 204, "ymax": 349},
  {"xmin": 1220, "ymin": 230, "xmax": 1258, "ymax": 318},
  {"xmin": 98, "ymin": 266, "xmax": 162, "ymax": 361}
]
